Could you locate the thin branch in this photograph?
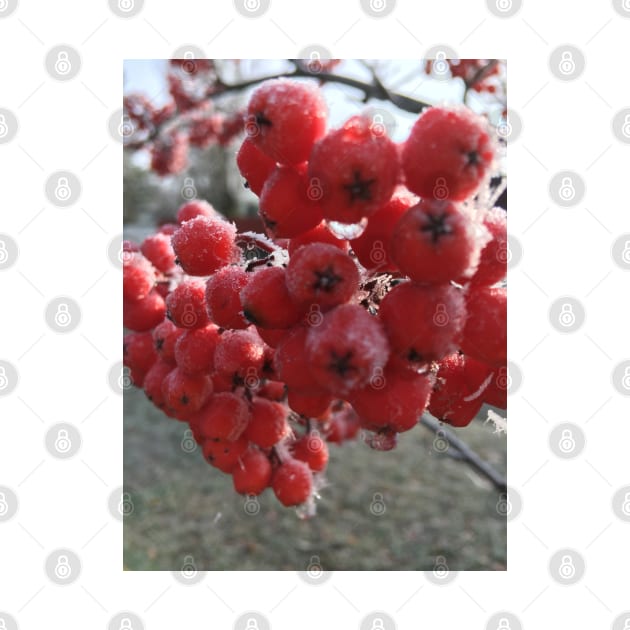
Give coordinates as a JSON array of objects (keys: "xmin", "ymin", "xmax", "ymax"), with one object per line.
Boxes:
[
  {"xmin": 420, "ymin": 413, "xmax": 507, "ymax": 493},
  {"xmin": 463, "ymin": 59, "xmax": 499, "ymax": 104}
]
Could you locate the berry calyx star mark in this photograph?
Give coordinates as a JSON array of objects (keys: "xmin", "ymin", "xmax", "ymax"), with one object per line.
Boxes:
[
  {"xmin": 328, "ymin": 350, "xmax": 357, "ymax": 377},
  {"xmin": 343, "ymin": 170, "xmax": 376, "ymax": 203},
  {"xmin": 313, "ymin": 265, "xmax": 342, "ymax": 293},
  {"xmin": 421, "ymin": 212, "xmax": 452, "ymax": 244}
]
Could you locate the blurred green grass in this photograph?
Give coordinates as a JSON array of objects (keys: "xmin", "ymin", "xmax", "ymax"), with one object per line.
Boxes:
[{"xmin": 124, "ymin": 387, "xmax": 506, "ymax": 571}]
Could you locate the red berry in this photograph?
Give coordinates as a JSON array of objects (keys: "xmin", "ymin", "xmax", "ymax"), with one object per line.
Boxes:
[
  {"xmin": 143, "ymin": 359, "xmax": 173, "ymax": 409},
  {"xmin": 195, "ymin": 392, "xmax": 250, "ymax": 441},
  {"xmin": 349, "ymin": 368, "xmax": 432, "ymax": 433},
  {"xmin": 379, "ymin": 282, "xmax": 466, "ymax": 368},
  {"xmin": 165, "ymin": 279, "xmax": 209, "ymax": 329},
  {"xmin": 255, "ymin": 326, "xmax": 287, "ymax": 348},
  {"xmin": 428, "ymin": 353, "xmax": 494, "ymax": 427},
  {"xmin": 214, "ymin": 328, "xmax": 265, "ymax": 382},
  {"xmin": 236, "ymin": 138, "xmax": 277, "ymax": 196},
  {"xmin": 286, "ymin": 389, "xmax": 332, "ymax": 418},
  {"xmin": 401, "ymin": 106, "xmax": 494, "ymax": 201},
  {"xmin": 467, "ymin": 207, "xmax": 507, "ymax": 286},
  {"xmin": 240, "ymin": 266, "xmax": 305, "ymax": 329},
  {"xmin": 288, "ymin": 221, "xmax": 349, "ymax": 256},
  {"xmin": 245, "ymin": 78, "xmax": 327, "ymax": 166},
  {"xmin": 123, "ymin": 252, "xmax": 155, "ymax": 302},
  {"xmin": 460, "ymin": 285, "xmax": 507, "ymax": 368},
  {"xmin": 152, "ymin": 319, "xmax": 184, "ymax": 364},
  {"xmin": 391, "ymin": 199, "xmax": 483, "ymax": 284},
  {"xmin": 162, "ymin": 367, "xmax": 213, "ymax": 416},
  {"xmin": 259, "ymin": 164, "xmax": 323, "ymax": 238},
  {"xmin": 141, "ymin": 232, "xmax": 176, "ymax": 274},
  {"xmin": 286, "ymin": 243, "xmax": 359, "ymax": 309},
  {"xmin": 123, "ymin": 332, "xmax": 158, "ymax": 379},
  {"xmin": 306, "ymin": 304, "xmax": 390, "ymax": 395},
  {"xmin": 308, "ymin": 115, "xmax": 399, "ymax": 224},
  {"xmin": 174, "ymin": 324, "xmax": 221, "ymax": 374},
  {"xmin": 244, "ymin": 397, "xmax": 290, "ymax": 448},
  {"xmin": 291, "ymin": 431, "xmax": 329, "ymax": 472},
  {"xmin": 202, "ymin": 435, "xmax": 248, "ymax": 473},
  {"xmin": 350, "ymin": 188, "xmax": 417, "ymax": 272},
  {"xmin": 232, "ymin": 447, "xmax": 272, "ymax": 495},
  {"xmin": 171, "ymin": 216, "xmax": 238, "ymax": 276},
  {"xmin": 124, "ymin": 291, "xmax": 166, "ymax": 332},
  {"xmin": 205, "ymin": 265, "xmax": 249, "ymax": 330},
  {"xmin": 257, "ymin": 379, "xmax": 287, "ymax": 401},
  {"xmin": 176, "ymin": 199, "xmax": 218, "ymax": 224},
  {"xmin": 271, "ymin": 458, "xmax": 313, "ymax": 506},
  {"xmin": 150, "ymin": 130, "xmax": 188, "ymax": 176},
  {"xmin": 273, "ymin": 326, "xmax": 319, "ymax": 392}
]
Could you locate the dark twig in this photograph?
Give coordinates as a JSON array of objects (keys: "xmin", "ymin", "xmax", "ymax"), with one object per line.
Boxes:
[{"xmin": 420, "ymin": 413, "xmax": 507, "ymax": 493}]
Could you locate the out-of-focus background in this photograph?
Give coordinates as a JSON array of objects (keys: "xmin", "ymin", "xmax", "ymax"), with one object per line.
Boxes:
[{"xmin": 123, "ymin": 58, "xmax": 507, "ymax": 571}]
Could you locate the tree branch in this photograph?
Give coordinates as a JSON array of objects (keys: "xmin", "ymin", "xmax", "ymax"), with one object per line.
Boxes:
[{"xmin": 419, "ymin": 413, "xmax": 507, "ymax": 493}]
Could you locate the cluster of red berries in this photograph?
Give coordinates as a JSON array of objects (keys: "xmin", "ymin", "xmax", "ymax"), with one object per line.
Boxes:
[
  {"xmin": 123, "ymin": 78, "xmax": 507, "ymax": 514},
  {"xmin": 425, "ymin": 58, "xmax": 502, "ymax": 95}
]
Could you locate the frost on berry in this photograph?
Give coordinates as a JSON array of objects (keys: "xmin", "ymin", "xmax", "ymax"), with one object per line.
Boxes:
[
  {"xmin": 245, "ymin": 78, "xmax": 327, "ymax": 166},
  {"xmin": 259, "ymin": 164, "xmax": 323, "ymax": 238},
  {"xmin": 401, "ymin": 106, "xmax": 495, "ymax": 201},
  {"xmin": 379, "ymin": 282, "xmax": 466, "ymax": 368},
  {"xmin": 171, "ymin": 215, "xmax": 238, "ymax": 276},
  {"xmin": 286, "ymin": 242, "xmax": 359, "ymax": 309},
  {"xmin": 308, "ymin": 115, "xmax": 399, "ymax": 224},
  {"xmin": 391, "ymin": 199, "xmax": 488, "ymax": 284},
  {"xmin": 306, "ymin": 304, "xmax": 389, "ymax": 395}
]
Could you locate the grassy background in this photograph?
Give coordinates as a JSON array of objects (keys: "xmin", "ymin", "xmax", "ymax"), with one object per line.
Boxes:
[{"xmin": 124, "ymin": 387, "xmax": 506, "ymax": 571}]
